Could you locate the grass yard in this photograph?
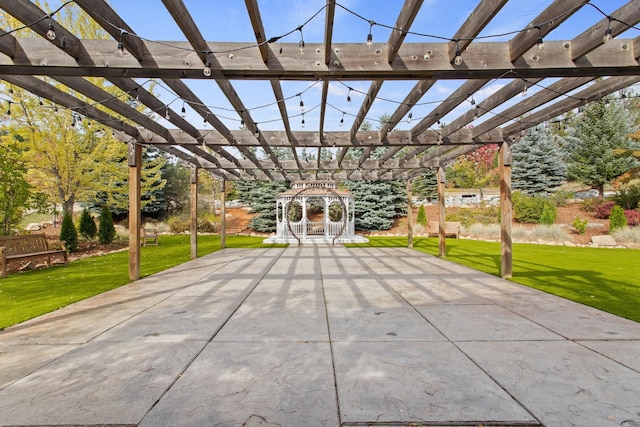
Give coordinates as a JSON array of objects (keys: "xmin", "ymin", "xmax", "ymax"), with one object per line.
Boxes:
[
  {"xmin": 0, "ymin": 235, "xmax": 285, "ymax": 329},
  {"xmin": 349, "ymin": 237, "xmax": 640, "ymax": 323}
]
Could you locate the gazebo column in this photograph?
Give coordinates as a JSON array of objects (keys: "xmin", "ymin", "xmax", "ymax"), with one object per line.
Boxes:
[
  {"xmin": 128, "ymin": 141, "xmax": 142, "ymax": 281},
  {"xmin": 190, "ymin": 166, "xmax": 198, "ymax": 260},
  {"xmin": 220, "ymin": 179, "xmax": 226, "ymax": 249},
  {"xmin": 437, "ymin": 165, "xmax": 447, "ymax": 257},
  {"xmin": 499, "ymin": 142, "xmax": 513, "ymax": 278}
]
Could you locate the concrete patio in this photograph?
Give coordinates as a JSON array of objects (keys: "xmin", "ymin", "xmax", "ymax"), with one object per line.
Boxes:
[{"xmin": 1, "ymin": 246, "xmax": 639, "ymax": 426}]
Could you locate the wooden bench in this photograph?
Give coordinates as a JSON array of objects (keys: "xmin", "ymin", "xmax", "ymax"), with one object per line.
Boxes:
[
  {"xmin": 141, "ymin": 228, "xmax": 159, "ymax": 246},
  {"xmin": 0, "ymin": 234, "xmax": 67, "ymax": 278},
  {"xmin": 426, "ymin": 222, "xmax": 461, "ymax": 239}
]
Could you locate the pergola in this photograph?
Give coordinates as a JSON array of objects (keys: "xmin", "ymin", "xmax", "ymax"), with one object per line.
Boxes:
[{"xmin": 1, "ymin": 0, "xmax": 639, "ymax": 280}]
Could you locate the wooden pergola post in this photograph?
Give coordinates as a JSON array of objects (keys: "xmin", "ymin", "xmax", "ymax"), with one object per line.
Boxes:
[
  {"xmin": 128, "ymin": 141, "xmax": 142, "ymax": 281},
  {"xmin": 437, "ymin": 166, "xmax": 446, "ymax": 257},
  {"xmin": 190, "ymin": 166, "xmax": 198, "ymax": 260},
  {"xmin": 407, "ymin": 179, "xmax": 413, "ymax": 249},
  {"xmin": 499, "ymin": 142, "xmax": 513, "ymax": 278},
  {"xmin": 220, "ymin": 179, "xmax": 226, "ymax": 249}
]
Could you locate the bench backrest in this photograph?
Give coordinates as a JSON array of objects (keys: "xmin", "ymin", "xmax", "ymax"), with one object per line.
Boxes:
[{"xmin": 0, "ymin": 235, "xmax": 49, "ymax": 256}]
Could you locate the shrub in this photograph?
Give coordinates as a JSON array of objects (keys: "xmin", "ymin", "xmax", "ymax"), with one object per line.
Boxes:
[
  {"xmin": 168, "ymin": 216, "xmax": 190, "ymax": 233},
  {"xmin": 611, "ymin": 227, "xmax": 640, "ymax": 244},
  {"xmin": 572, "ymin": 216, "xmax": 587, "ymax": 234},
  {"xmin": 198, "ymin": 219, "xmax": 217, "ymax": 233},
  {"xmin": 59, "ymin": 212, "xmax": 78, "ymax": 252},
  {"xmin": 98, "ymin": 206, "xmax": 116, "ymax": 244},
  {"xmin": 624, "ymin": 209, "xmax": 640, "ymax": 226},
  {"xmin": 609, "ymin": 205, "xmax": 627, "ymax": 231},
  {"xmin": 416, "ymin": 204, "xmax": 427, "ymax": 226},
  {"xmin": 594, "ymin": 201, "xmax": 616, "ymax": 219},
  {"xmin": 611, "ymin": 184, "xmax": 640, "ymax": 210},
  {"xmin": 445, "ymin": 206, "xmax": 499, "ymax": 227},
  {"xmin": 550, "ymin": 190, "xmax": 573, "ymax": 207},
  {"xmin": 512, "ymin": 191, "xmax": 555, "ymax": 224},
  {"xmin": 78, "ymin": 208, "xmax": 97, "ymax": 240},
  {"xmin": 539, "ymin": 204, "xmax": 557, "ymax": 225},
  {"xmin": 580, "ymin": 197, "xmax": 601, "ymax": 212},
  {"xmin": 512, "ymin": 224, "xmax": 569, "ymax": 243}
]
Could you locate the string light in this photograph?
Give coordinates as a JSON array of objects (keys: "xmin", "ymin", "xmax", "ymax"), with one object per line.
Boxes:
[
  {"xmin": 453, "ymin": 40, "xmax": 463, "ymax": 66},
  {"xmin": 165, "ymin": 105, "xmax": 170, "ymax": 120},
  {"xmin": 297, "ymin": 26, "xmax": 305, "ymax": 53},
  {"xmin": 301, "ymin": 113, "xmax": 305, "ymax": 128},
  {"xmin": 603, "ymin": 17, "xmax": 613, "ymax": 43},
  {"xmin": 406, "ymin": 111, "xmax": 413, "ymax": 123},
  {"xmin": 339, "ymin": 112, "xmax": 345, "ymax": 126},
  {"xmin": 181, "ymin": 101, "xmax": 186, "ymax": 118},
  {"xmin": 203, "ymin": 61, "xmax": 212, "ymax": 77},
  {"xmin": 347, "ymin": 88, "xmax": 352, "ymax": 105},
  {"xmin": 5, "ymin": 101, "xmax": 11, "ymax": 116},
  {"xmin": 522, "ymin": 80, "xmax": 528, "ymax": 96},
  {"xmin": 46, "ymin": 20, "xmax": 56, "ymax": 40},
  {"xmin": 255, "ymin": 126, "xmax": 260, "ymax": 138},
  {"xmin": 535, "ymin": 25, "xmax": 544, "ymax": 50},
  {"xmin": 366, "ymin": 21, "xmax": 374, "ymax": 46},
  {"xmin": 299, "ymin": 94, "xmax": 305, "ymax": 111}
]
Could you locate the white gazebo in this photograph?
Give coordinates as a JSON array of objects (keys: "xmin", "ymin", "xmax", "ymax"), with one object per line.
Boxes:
[{"xmin": 263, "ymin": 181, "xmax": 368, "ymax": 245}]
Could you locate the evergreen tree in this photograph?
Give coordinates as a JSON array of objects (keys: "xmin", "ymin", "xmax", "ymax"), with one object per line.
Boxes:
[
  {"xmin": 59, "ymin": 212, "xmax": 78, "ymax": 252},
  {"xmin": 413, "ymin": 168, "xmax": 438, "ymax": 201},
  {"xmin": 98, "ymin": 206, "xmax": 116, "ymax": 244},
  {"xmin": 562, "ymin": 98, "xmax": 637, "ymax": 197},
  {"xmin": 343, "ymin": 180, "xmax": 407, "ymax": 231},
  {"xmin": 235, "ymin": 180, "xmax": 290, "ymax": 232},
  {"xmin": 416, "ymin": 204, "xmax": 428, "ymax": 226},
  {"xmin": 78, "ymin": 208, "xmax": 97, "ymax": 240},
  {"xmin": 609, "ymin": 205, "xmax": 627, "ymax": 231},
  {"xmin": 512, "ymin": 125, "xmax": 566, "ymax": 195}
]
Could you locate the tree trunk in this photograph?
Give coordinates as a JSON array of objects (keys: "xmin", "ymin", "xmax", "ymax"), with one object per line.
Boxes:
[{"xmin": 62, "ymin": 197, "xmax": 75, "ymax": 216}]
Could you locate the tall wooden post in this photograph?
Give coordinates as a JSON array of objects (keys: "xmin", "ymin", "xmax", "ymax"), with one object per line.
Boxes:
[
  {"xmin": 220, "ymin": 179, "xmax": 226, "ymax": 249},
  {"xmin": 190, "ymin": 167, "xmax": 198, "ymax": 260},
  {"xmin": 437, "ymin": 166, "xmax": 446, "ymax": 257},
  {"xmin": 407, "ymin": 179, "xmax": 413, "ymax": 249},
  {"xmin": 499, "ymin": 142, "xmax": 513, "ymax": 278},
  {"xmin": 128, "ymin": 141, "xmax": 142, "ymax": 281}
]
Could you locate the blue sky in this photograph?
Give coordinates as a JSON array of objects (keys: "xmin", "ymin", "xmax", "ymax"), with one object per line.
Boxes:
[{"xmin": 43, "ymin": 1, "xmax": 640, "ymax": 134}]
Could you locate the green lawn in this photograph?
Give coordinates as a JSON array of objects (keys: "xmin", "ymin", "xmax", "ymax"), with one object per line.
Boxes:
[
  {"xmin": 349, "ymin": 237, "xmax": 640, "ymax": 323},
  {"xmin": 0, "ymin": 235, "xmax": 285, "ymax": 329}
]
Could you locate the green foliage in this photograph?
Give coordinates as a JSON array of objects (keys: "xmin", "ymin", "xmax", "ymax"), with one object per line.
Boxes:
[
  {"xmin": 611, "ymin": 184, "xmax": 640, "ymax": 210},
  {"xmin": 59, "ymin": 212, "xmax": 78, "ymax": 252},
  {"xmin": 580, "ymin": 197, "xmax": 601, "ymax": 212},
  {"xmin": 512, "ymin": 125, "xmax": 567, "ymax": 195},
  {"xmin": 573, "ymin": 216, "xmax": 587, "ymax": 235},
  {"xmin": 344, "ymin": 180, "xmax": 407, "ymax": 231},
  {"xmin": 609, "ymin": 205, "xmax": 627, "ymax": 231},
  {"xmin": 0, "ymin": 138, "xmax": 32, "ymax": 235},
  {"xmin": 512, "ymin": 191, "xmax": 556, "ymax": 224},
  {"xmin": 416, "ymin": 204, "xmax": 428, "ymax": 226},
  {"xmin": 549, "ymin": 190, "xmax": 573, "ymax": 207},
  {"xmin": 562, "ymin": 98, "xmax": 637, "ymax": 195},
  {"xmin": 98, "ymin": 205, "xmax": 116, "ymax": 244},
  {"xmin": 78, "ymin": 208, "xmax": 97, "ymax": 240},
  {"xmin": 446, "ymin": 145, "xmax": 499, "ymax": 199},
  {"xmin": 235, "ymin": 180, "xmax": 290, "ymax": 232},
  {"xmin": 539, "ymin": 204, "xmax": 557, "ymax": 225},
  {"xmin": 412, "ymin": 169, "xmax": 438, "ymax": 201}
]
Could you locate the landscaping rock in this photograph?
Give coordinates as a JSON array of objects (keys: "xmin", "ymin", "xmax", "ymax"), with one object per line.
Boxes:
[{"xmin": 591, "ymin": 235, "xmax": 617, "ymax": 247}]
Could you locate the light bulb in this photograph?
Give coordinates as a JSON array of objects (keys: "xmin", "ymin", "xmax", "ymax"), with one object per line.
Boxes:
[
  {"xmin": 366, "ymin": 32, "xmax": 373, "ymax": 46},
  {"xmin": 181, "ymin": 104, "xmax": 186, "ymax": 118},
  {"xmin": 522, "ymin": 85, "xmax": 528, "ymax": 97},
  {"xmin": 299, "ymin": 98, "xmax": 304, "ymax": 111},
  {"xmin": 165, "ymin": 107, "xmax": 170, "ymax": 120},
  {"xmin": 301, "ymin": 116, "xmax": 305, "ymax": 128},
  {"xmin": 339, "ymin": 114, "xmax": 344, "ymax": 126},
  {"xmin": 407, "ymin": 112, "xmax": 412, "ymax": 123},
  {"xmin": 453, "ymin": 50, "xmax": 463, "ymax": 66},
  {"xmin": 347, "ymin": 89, "xmax": 352, "ymax": 106},
  {"xmin": 536, "ymin": 37, "xmax": 544, "ymax": 50},
  {"xmin": 603, "ymin": 27, "xmax": 613, "ymax": 43},
  {"xmin": 203, "ymin": 61, "xmax": 212, "ymax": 77},
  {"xmin": 255, "ymin": 129, "xmax": 260, "ymax": 138},
  {"xmin": 117, "ymin": 42, "xmax": 125, "ymax": 57},
  {"xmin": 298, "ymin": 39, "xmax": 305, "ymax": 53},
  {"xmin": 46, "ymin": 22, "xmax": 56, "ymax": 40}
]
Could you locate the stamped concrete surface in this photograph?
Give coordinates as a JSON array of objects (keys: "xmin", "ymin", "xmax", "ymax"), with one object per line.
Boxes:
[{"xmin": 1, "ymin": 246, "xmax": 640, "ymax": 426}]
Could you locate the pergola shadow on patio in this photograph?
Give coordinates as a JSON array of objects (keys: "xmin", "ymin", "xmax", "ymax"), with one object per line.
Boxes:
[{"xmin": 1, "ymin": 246, "xmax": 639, "ymax": 426}]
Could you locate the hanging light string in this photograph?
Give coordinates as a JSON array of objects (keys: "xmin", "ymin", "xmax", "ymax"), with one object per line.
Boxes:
[{"xmin": 2, "ymin": 1, "xmax": 637, "ymax": 60}]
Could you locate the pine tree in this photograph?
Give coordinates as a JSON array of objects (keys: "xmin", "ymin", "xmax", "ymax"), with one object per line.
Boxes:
[
  {"xmin": 416, "ymin": 204, "xmax": 428, "ymax": 226},
  {"xmin": 512, "ymin": 125, "xmax": 567, "ymax": 195},
  {"xmin": 235, "ymin": 180, "xmax": 290, "ymax": 232},
  {"xmin": 343, "ymin": 180, "xmax": 407, "ymax": 231},
  {"xmin": 413, "ymin": 169, "xmax": 438, "ymax": 202},
  {"xmin": 59, "ymin": 212, "xmax": 78, "ymax": 252},
  {"xmin": 98, "ymin": 205, "xmax": 116, "ymax": 244},
  {"xmin": 78, "ymin": 208, "xmax": 97, "ymax": 240},
  {"xmin": 562, "ymin": 98, "xmax": 637, "ymax": 197}
]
